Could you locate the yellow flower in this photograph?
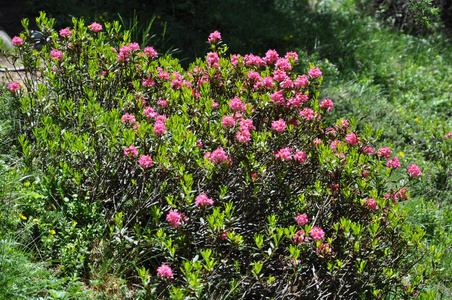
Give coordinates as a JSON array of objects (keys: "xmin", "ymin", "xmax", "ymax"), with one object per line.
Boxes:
[
  {"xmin": 415, "ymin": 117, "xmax": 419, "ymax": 123},
  {"xmin": 19, "ymin": 213, "xmax": 27, "ymax": 220},
  {"xmin": 436, "ymin": 55, "xmax": 440, "ymax": 59},
  {"xmin": 399, "ymin": 151, "xmax": 404, "ymax": 157},
  {"xmin": 50, "ymin": 229, "xmax": 56, "ymax": 235}
]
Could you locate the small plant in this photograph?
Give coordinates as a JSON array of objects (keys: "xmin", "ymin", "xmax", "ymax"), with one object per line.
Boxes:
[{"xmin": 4, "ymin": 12, "xmax": 441, "ymax": 299}]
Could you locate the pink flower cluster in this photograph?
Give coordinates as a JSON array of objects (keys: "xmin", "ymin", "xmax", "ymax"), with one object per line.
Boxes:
[
  {"xmin": 386, "ymin": 157, "xmax": 401, "ymax": 169},
  {"xmin": 208, "ymin": 30, "xmax": 221, "ymax": 43},
  {"xmin": 316, "ymin": 242, "xmax": 332, "ymax": 255},
  {"xmin": 345, "ymin": 132, "xmax": 359, "ymax": 145},
  {"xmin": 274, "ymin": 147, "xmax": 292, "ymax": 161},
  {"xmin": 138, "ymin": 155, "xmax": 153, "ymax": 168},
  {"xmin": 271, "ymin": 119, "xmax": 286, "ymax": 132},
  {"xmin": 121, "ymin": 113, "xmax": 136, "ymax": 124},
  {"xmin": 153, "ymin": 115, "xmax": 167, "ymax": 135},
  {"xmin": 195, "ymin": 193, "xmax": 214, "ymax": 207},
  {"xmin": 444, "ymin": 131, "xmax": 452, "ymax": 139},
  {"xmin": 205, "ymin": 147, "xmax": 230, "ymax": 164},
  {"xmin": 89, "ymin": 22, "xmax": 102, "ymax": 32},
  {"xmin": 294, "ymin": 213, "xmax": 308, "ymax": 226},
  {"xmin": 308, "ymin": 67, "xmax": 322, "ymax": 78},
  {"xmin": 59, "ymin": 28, "xmax": 72, "ymax": 37},
  {"xmin": 157, "ymin": 263, "xmax": 173, "ymax": 279},
  {"xmin": 310, "ymin": 226, "xmax": 325, "ymax": 240},
  {"xmin": 8, "ymin": 82, "xmax": 21, "ymax": 92},
  {"xmin": 364, "ymin": 198, "xmax": 378, "ymax": 210},
  {"xmin": 377, "ymin": 147, "xmax": 391, "ymax": 159},
  {"xmin": 407, "ymin": 164, "xmax": 422, "ymax": 177},
  {"xmin": 50, "ymin": 49, "xmax": 63, "ymax": 60},
  {"xmin": 143, "ymin": 46, "xmax": 158, "ymax": 58},
  {"xmin": 166, "ymin": 210, "xmax": 187, "ymax": 227},
  {"xmin": 11, "ymin": 36, "xmax": 23, "ymax": 45},
  {"xmin": 319, "ymin": 98, "xmax": 334, "ymax": 112},
  {"xmin": 293, "ymin": 229, "xmax": 306, "ymax": 244},
  {"xmin": 123, "ymin": 145, "xmax": 138, "ymax": 157}
]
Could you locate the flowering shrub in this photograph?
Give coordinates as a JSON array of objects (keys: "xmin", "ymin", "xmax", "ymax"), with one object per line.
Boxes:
[{"xmin": 6, "ymin": 12, "xmax": 438, "ymax": 299}]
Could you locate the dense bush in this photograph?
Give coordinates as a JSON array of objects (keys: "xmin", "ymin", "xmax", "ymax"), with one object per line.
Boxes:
[{"xmin": 4, "ymin": 12, "xmax": 442, "ymax": 299}]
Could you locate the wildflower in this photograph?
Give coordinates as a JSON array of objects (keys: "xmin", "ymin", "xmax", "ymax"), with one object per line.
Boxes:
[
  {"xmin": 275, "ymin": 58, "xmax": 292, "ymax": 71},
  {"xmin": 59, "ymin": 28, "xmax": 72, "ymax": 37},
  {"xmin": 138, "ymin": 155, "xmax": 153, "ymax": 168},
  {"xmin": 123, "ymin": 145, "xmax": 138, "ymax": 157},
  {"xmin": 310, "ymin": 226, "xmax": 325, "ymax": 240},
  {"xmin": 206, "ymin": 147, "xmax": 229, "ymax": 164},
  {"xmin": 208, "ymin": 30, "xmax": 221, "ymax": 43},
  {"xmin": 284, "ymin": 51, "xmax": 299, "ymax": 63},
  {"xmin": 319, "ymin": 98, "xmax": 334, "ymax": 112},
  {"xmin": 8, "ymin": 82, "xmax": 21, "ymax": 92},
  {"xmin": 330, "ymin": 140, "xmax": 341, "ymax": 151},
  {"xmin": 195, "ymin": 193, "xmax": 214, "ymax": 207},
  {"xmin": 293, "ymin": 229, "xmax": 306, "ymax": 244},
  {"xmin": 11, "ymin": 36, "xmax": 23, "ymax": 45},
  {"xmin": 222, "ymin": 115, "xmax": 236, "ymax": 127},
  {"xmin": 364, "ymin": 198, "xmax": 378, "ymax": 210},
  {"xmin": 386, "ymin": 157, "xmax": 401, "ymax": 169},
  {"xmin": 121, "ymin": 113, "xmax": 136, "ymax": 124},
  {"xmin": 142, "ymin": 77, "xmax": 155, "ymax": 87},
  {"xmin": 143, "ymin": 106, "xmax": 157, "ymax": 119},
  {"xmin": 128, "ymin": 42, "xmax": 140, "ymax": 51},
  {"xmin": 308, "ymin": 67, "xmax": 322, "ymax": 78},
  {"xmin": 157, "ymin": 264, "xmax": 174, "ymax": 279},
  {"xmin": 345, "ymin": 132, "xmax": 359, "ymax": 145},
  {"xmin": 239, "ymin": 119, "xmax": 255, "ymax": 131},
  {"xmin": 271, "ymin": 119, "xmax": 286, "ymax": 132},
  {"xmin": 362, "ymin": 146, "xmax": 374, "ymax": 154},
  {"xmin": 300, "ymin": 107, "xmax": 315, "ymax": 121},
  {"xmin": 376, "ymin": 147, "xmax": 391, "ymax": 159},
  {"xmin": 157, "ymin": 99, "xmax": 168, "ymax": 107},
  {"xmin": 294, "ymin": 74, "xmax": 308, "ymax": 87},
  {"xmin": 89, "ymin": 22, "xmax": 102, "ymax": 32},
  {"xmin": 294, "ymin": 213, "xmax": 308, "ymax": 226},
  {"xmin": 166, "ymin": 210, "xmax": 186, "ymax": 227},
  {"xmin": 264, "ymin": 49, "xmax": 279, "ymax": 64},
  {"xmin": 206, "ymin": 52, "xmax": 219, "ymax": 68},
  {"xmin": 270, "ymin": 90, "xmax": 285, "ymax": 105},
  {"xmin": 444, "ymin": 131, "xmax": 452, "ymax": 139},
  {"xmin": 313, "ymin": 138, "xmax": 322, "ymax": 147},
  {"xmin": 274, "ymin": 147, "xmax": 292, "ymax": 161},
  {"xmin": 143, "ymin": 46, "xmax": 158, "ymax": 58},
  {"xmin": 153, "ymin": 121, "xmax": 166, "ymax": 135},
  {"xmin": 407, "ymin": 164, "xmax": 422, "ymax": 177},
  {"xmin": 294, "ymin": 150, "xmax": 307, "ymax": 163},
  {"xmin": 236, "ymin": 130, "xmax": 251, "ymax": 143},
  {"xmin": 50, "ymin": 49, "xmax": 63, "ymax": 60},
  {"xmin": 229, "ymin": 97, "xmax": 245, "ymax": 111},
  {"xmin": 316, "ymin": 242, "xmax": 332, "ymax": 255}
]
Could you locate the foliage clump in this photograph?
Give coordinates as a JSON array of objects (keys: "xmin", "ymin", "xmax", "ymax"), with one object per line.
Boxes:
[{"xmin": 5, "ymin": 12, "xmax": 441, "ymax": 299}]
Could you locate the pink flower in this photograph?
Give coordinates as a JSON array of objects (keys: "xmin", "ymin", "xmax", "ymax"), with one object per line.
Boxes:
[
  {"xmin": 239, "ymin": 119, "xmax": 255, "ymax": 131},
  {"xmin": 271, "ymin": 119, "xmax": 286, "ymax": 132},
  {"xmin": 330, "ymin": 140, "xmax": 341, "ymax": 151},
  {"xmin": 362, "ymin": 146, "xmax": 374, "ymax": 154},
  {"xmin": 206, "ymin": 52, "xmax": 219, "ymax": 67},
  {"xmin": 364, "ymin": 198, "xmax": 378, "ymax": 210},
  {"xmin": 294, "ymin": 213, "xmax": 308, "ymax": 226},
  {"xmin": 153, "ymin": 121, "xmax": 167, "ymax": 135},
  {"xmin": 59, "ymin": 28, "xmax": 72, "ymax": 37},
  {"xmin": 222, "ymin": 115, "xmax": 236, "ymax": 127},
  {"xmin": 206, "ymin": 147, "xmax": 229, "ymax": 164},
  {"xmin": 320, "ymin": 98, "xmax": 334, "ymax": 112},
  {"xmin": 376, "ymin": 147, "xmax": 391, "ymax": 159},
  {"xmin": 284, "ymin": 51, "xmax": 299, "ymax": 63},
  {"xmin": 313, "ymin": 138, "xmax": 322, "ymax": 147},
  {"xmin": 157, "ymin": 264, "xmax": 174, "ymax": 279},
  {"xmin": 50, "ymin": 49, "xmax": 63, "ymax": 60},
  {"xmin": 143, "ymin": 106, "xmax": 157, "ymax": 119},
  {"xmin": 294, "ymin": 75, "xmax": 308, "ymax": 88},
  {"xmin": 345, "ymin": 132, "xmax": 359, "ymax": 145},
  {"xmin": 166, "ymin": 210, "xmax": 186, "ymax": 227},
  {"xmin": 143, "ymin": 46, "xmax": 158, "ymax": 58},
  {"xmin": 444, "ymin": 131, "xmax": 452, "ymax": 139},
  {"xmin": 11, "ymin": 36, "xmax": 23, "ymax": 45},
  {"xmin": 208, "ymin": 30, "xmax": 221, "ymax": 43},
  {"xmin": 121, "ymin": 113, "xmax": 136, "ymax": 124},
  {"xmin": 308, "ymin": 67, "xmax": 322, "ymax": 78},
  {"xmin": 195, "ymin": 193, "xmax": 214, "ymax": 207},
  {"xmin": 244, "ymin": 53, "xmax": 265, "ymax": 66},
  {"xmin": 274, "ymin": 147, "xmax": 292, "ymax": 161},
  {"xmin": 128, "ymin": 42, "xmax": 140, "ymax": 51},
  {"xmin": 294, "ymin": 150, "xmax": 307, "ymax": 163},
  {"xmin": 300, "ymin": 107, "xmax": 315, "ymax": 121},
  {"xmin": 316, "ymin": 242, "xmax": 332, "ymax": 255},
  {"xmin": 89, "ymin": 22, "xmax": 102, "ymax": 32},
  {"xmin": 236, "ymin": 130, "xmax": 251, "ymax": 143},
  {"xmin": 310, "ymin": 226, "xmax": 325, "ymax": 240},
  {"xmin": 275, "ymin": 58, "xmax": 292, "ymax": 71},
  {"xmin": 264, "ymin": 49, "xmax": 279, "ymax": 64},
  {"xmin": 142, "ymin": 77, "xmax": 155, "ymax": 87},
  {"xmin": 123, "ymin": 145, "xmax": 138, "ymax": 157},
  {"xmin": 229, "ymin": 97, "xmax": 245, "ymax": 111},
  {"xmin": 293, "ymin": 229, "xmax": 306, "ymax": 244},
  {"xmin": 386, "ymin": 157, "xmax": 401, "ymax": 169},
  {"xmin": 270, "ymin": 90, "xmax": 285, "ymax": 105},
  {"xmin": 8, "ymin": 82, "xmax": 21, "ymax": 92},
  {"xmin": 273, "ymin": 69, "xmax": 289, "ymax": 82},
  {"xmin": 157, "ymin": 99, "xmax": 168, "ymax": 107},
  {"xmin": 407, "ymin": 164, "xmax": 422, "ymax": 177},
  {"xmin": 138, "ymin": 155, "xmax": 153, "ymax": 168},
  {"xmin": 212, "ymin": 101, "xmax": 219, "ymax": 108}
]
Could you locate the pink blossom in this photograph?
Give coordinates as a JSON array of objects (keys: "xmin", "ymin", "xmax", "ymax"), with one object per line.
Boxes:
[
  {"xmin": 386, "ymin": 157, "xmax": 401, "ymax": 169},
  {"xmin": 320, "ymin": 98, "xmax": 334, "ymax": 112},
  {"xmin": 270, "ymin": 90, "xmax": 285, "ymax": 105},
  {"xmin": 287, "ymin": 97, "xmax": 301, "ymax": 108},
  {"xmin": 50, "ymin": 49, "xmax": 63, "ymax": 60},
  {"xmin": 407, "ymin": 164, "xmax": 422, "ymax": 177},
  {"xmin": 123, "ymin": 145, "xmax": 138, "ymax": 157},
  {"xmin": 157, "ymin": 99, "xmax": 168, "ymax": 107},
  {"xmin": 239, "ymin": 119, "xmax": 255, "ymax": 131},
  {"xmin": 284, "ymin": 51, "xmax": 299, "ymax": 63},
  {"xmin": 59, "ymin": 28, "xmax": 72, "ymax": 37},
  {"xmin": 230, "ymin": 54, "xmax": 242, "ymax": 67},
  {"xmin": 8, "ymin": 82, "xmax": 21, "ymax": 92},
  {"xmin": 129, "ymin": 42, "xmax": 140, "ymax": 51},
  {"xmin": 363, "ymin": 146, "xmax": 374, "ymax": 154},
  {"xmin": 299, "ymin": 107, "xmax": 315, "ymax": 121},
  {"xmin": 195, "ymin": 193, "xmax": 214, "ymax": 207},
  {"xmin": 138, "ymin": 155, "xmax": 153, "ymax": 168},
  {"xmin": 11, "ymin": 36, "xmax": 23, "ymax": 45},
  {"xmin": 275, "ymin": 58, "xmax": 292, "ymax": 71},
  {"xmin": 244, "ymin": 53, "xmax": 265, "ymax": 66},
  {"xmin": 158, "ymin": 69, "xmax": 170, "ymax": 80},
  {"xmin": 296, "ymin": 93, "xmax": 309, "ymax": 103},
  {"xmin": 208, "ymin": 30, "xmax": 222, "ymax": 43},
  {"xmin": 345, "ymin": 132, "xmax": 359, "ymax": 145},
  {"xmin": 236, "ymin": 130, "xmax": 251, "ymax": 143},
  {"xmin": 274, "ymin": 147, "xmax": 292, "ymax": 161},
  {"xmin": 221, "ymin": 115, "xmax": 236, "ymax": 127},
  {"xmin": 362, "ymin": 169, "xmax": 370, "ymax": 178},
  {"xmin": 293, "ymin": 229, "xmax": 306, "ymax": 244},
  {"xmin": 153, "ymin": 121, "xmax": 167, "ymax": 135},
  {"xmin": 142, "ymin": 77, "xmax": 155, "ymax": 87},
  {"xmin": 247, "ymin": 71, "xmax": 261, "ymax": 82},
  {"xmin": 325, "ymin": 127, "xmax": 336, "ymax": 136},
  {"xmin": 264, "ymin": 49, "xmax": 279, "ymax": 64},
  {"xmin": 280, "ymin": 78, "xmax": 294, "ymax": 89},
  {"xmin": 271, "ymin": 119, "xmax": 286, "ymax": 132},
  {"xmin": 396, "ymin": 188, "xmax": 409, "ymax": 200},
  {"xmin": 376, "ymin": 147, "xmax": 391, "ymax": 159},
  {"xmin": 339, "ymin": 119, "xmax": 349, "ymax": 129},
  {"xmin": 229, "ymin": 97, "xmax": 245, "ymax": 111},
  {"xmin": 89, "ymin": 22, "xmax": 102, "ymax": 32},
  {"xmin": 308, "ymin": 67, "xmax": 322, "ymax": 78},
  {"xmin": 444, "ymin": 131, "xmax": 452, "ymax": 139},
  {"xmin": 316, "ymin": 242, "xmax": 332, "ymax": 255},
  {"xmin": 294, "ymin": 75, "xmax": 308, "ymax": 88},
  {"xmin": 143, "ymin": 46, "xmax": 158, "ymax": 58},
  {"xmin": 313, "ymin": 138, "xmax": 322, "ymax": 147},
  {"xmin": 207, "ymin": 147, "xmax": 229, "ymax": 164},
  {"xmin": 166, "ymin": 210, "xmax": 186, "ymax": 227},
  {"xmin": 272, "ymin": 69, "xmax": 289, "ymax": 82},
  {"xmin": 261, "ymin": 76, "xmax": 275, "ymax": 89},
  {"xmin": 206, "ymin": 52, "xmax": 220, "ymax": 68},
  {"xmin": 294, "ymin": 150, "xmax": 307, "ymax": 163},
  {"xmin": 157, "ymin": 264, "xmax": 174, "ymax": 279},
  {"xmin": 121, "ymin": 113, "xmax": 136, "ymax": 124},
  {"xmin": 364, "ymin": 198, "xmax": 378, "ymax": 210},
  {"xmin": 143, "ymin": 106, "xmax": 157, "ymax": 119},
  {"xmin": 294, "ymin": 213, "xmax": 308, "ymax": 226},
  {"xmin": 212, "ymin": 101, "xmax": 219, "ymax": 109},
  {"xmin": 310, "ymin": 226, "xmax": 325, "ymax": 240}
]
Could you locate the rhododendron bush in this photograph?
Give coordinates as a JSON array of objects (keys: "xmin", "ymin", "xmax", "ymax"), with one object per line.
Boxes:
[{"xmin": 7, "ymin": 13, "xmax": 437, "ymax": 299}]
